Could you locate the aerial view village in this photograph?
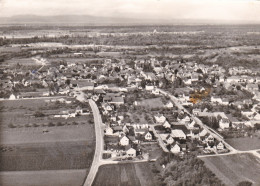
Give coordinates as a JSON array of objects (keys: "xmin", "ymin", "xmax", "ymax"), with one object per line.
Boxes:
[{"xmin": 1, "ymin": 1, "xmax": 260, "ymax": 186}]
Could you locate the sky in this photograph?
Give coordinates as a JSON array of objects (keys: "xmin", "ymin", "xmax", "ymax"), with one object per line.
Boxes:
[{"xmin": 0, "ymin": 0, "xmax": 260, "ymax": 22}]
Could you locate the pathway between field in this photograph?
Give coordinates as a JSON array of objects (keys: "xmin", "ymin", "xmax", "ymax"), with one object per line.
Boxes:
[{"xmin": 198, "ymin": 148, "xmax": 260, "ymax": 158}]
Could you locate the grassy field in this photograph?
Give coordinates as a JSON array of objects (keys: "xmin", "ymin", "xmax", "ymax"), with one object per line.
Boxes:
[
  {"xmin": 2, "ymin": 58, "xmax": 38, "ymax": 66},
  {"xmin": 201, "ymin": 153, "xmax": 260, "ymax": 186},
  {"xmin": 0, "ymin": 98, "xmax": 95, "ymax": 185},
  {"xmin": 0, "ymin": 141, "xmax": 94, "ymax": 171},
  {"xmin": 0, "ymin": 99, "xmax": 91, "ymax": 129},
  {"xmin": 136, "ymin": 98, "xmax": 165, "ymax": 108},
  {"xmin": 0, "ymin": 169, "xmax": 87, "ymax": 186},
  {"xmin": 93, "ymin": 163, "xmax": 159, "ymax": 186},
  {"xmin": 226, "ymin": 133, "xmax": 260, "ymax": 151}
]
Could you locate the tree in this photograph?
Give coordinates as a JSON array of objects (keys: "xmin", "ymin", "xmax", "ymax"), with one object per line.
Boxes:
[
  {"xmin": 237, "ymin": 181, "xmax": 253, "ymax": 186},
  {"xmin": 34, "ymin": 111, "xmax": 45, "ymax": 117}
]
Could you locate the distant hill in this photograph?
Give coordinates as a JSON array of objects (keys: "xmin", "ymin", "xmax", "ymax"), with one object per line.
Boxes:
[
  {"xmin": 0, "ymin": 15, "xmax": 154, "ymax": 25},
  {"xmin": 0, "ymin": 15, "xmax": 259, "ymax": 26}
]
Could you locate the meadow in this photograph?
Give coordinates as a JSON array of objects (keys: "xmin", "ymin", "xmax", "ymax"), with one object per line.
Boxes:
[{"xmin": 201, "ymin": 153, "xmax": 260, "ymax": 186}]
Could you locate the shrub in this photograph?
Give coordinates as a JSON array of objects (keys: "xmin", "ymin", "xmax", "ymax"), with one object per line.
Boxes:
[
  {"xmin": 8, "ymin": 123, "xmax": 16, "ymax": 128},
  {"xmin": 34, "ymin": 111, "xmax": 45, "ymax": 117}
]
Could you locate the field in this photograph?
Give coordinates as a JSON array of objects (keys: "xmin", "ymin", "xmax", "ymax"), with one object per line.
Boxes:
[
  {"xmin": 226, "ymin": 132, "xmax": 260, "ymax": 151},
  {"xmin": 1, "ymin": 58, "xmax": 39, "ymax": 66},
  {"xmin": 0, "ymin": 141, "xmax": 94, "ymax": 171},
  {"xmin": 136, "ymin": 98, "xmax": 165, "ymax": 108},
  {"xmin": 0, "ymin": 169, "xmax": 87, "ymax": 186},
  {"xmin": 0, "ymin": 98, "xmax": 95, "ymax": 186},
  {"xmin": 93, "ymin": 163, "xmax": 160, "ymax": 186},
  {"xmin": 0, "ymin": 99, "xmax": 91, "ymax": 129},
  {"xmin": 201, "ymin": 153, "xmax": 260, "ymax": 186}
]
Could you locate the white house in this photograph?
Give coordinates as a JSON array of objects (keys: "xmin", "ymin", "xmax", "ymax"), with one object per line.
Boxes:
[
  {"xmin": 152, "ymin": 88, "xmax": 160, "ymax": 95},
  {"xmin": 154, "ymin": 114, "xmax": 166, "ymax": 123},
  {"xmin": 120, "ymin": 136, "xmax": 130, "ymax": 146},
  {"xmin": 171, "ymin": 129, "xmax": 186, "ymax": 139},
  {"xmin": 219, "ymin": 118, "xmax": 230, "ymax": 129},
  {"xmin": 145, "ymin": 85, "xmax": 154, "ymax": 91},
  {"xmin": 144, "ymin": 131, "xmax": 153, "ymax": 141},
  {"xmin": 126, "ymin": 147, "xmax": 136, "ymax": 157},
  {"xmin": 165, "ymin": 101, "xmax": 174, "ymax": 108},
  {"xmin": 170, "ymin": 143, "xmax": 181, "ymax": 153},
  {"xmin": 9, "ymin": 94, "xmax": 16, "ymax": 100},
  {"xmin": 211, "ymin": 96, "xmax": 222, "ymax": 104},
  {"xmin": 217, "ymin": 142, "xmax": 225, "ymax": 150},
  {"xmin": 163, "ymin": 121, "xmax": 171, "ymax": 128},
  {"xmin": 105, "ymin": 127, "xmax": 114, "ymax": 135},
  {"xmin": 166, "ymin": 135, "xmax": 174, "ymax": 144}
]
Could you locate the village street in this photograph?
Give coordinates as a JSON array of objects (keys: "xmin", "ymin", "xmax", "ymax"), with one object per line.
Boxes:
[{"xmin": 158, "ymin": 88, "xmax": 237, "ymax": 153}]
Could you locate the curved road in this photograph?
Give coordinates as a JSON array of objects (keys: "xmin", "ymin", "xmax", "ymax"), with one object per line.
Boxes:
[{"xmin": 83, "ymin": 99, "xmax": 104, "ymax": 186}]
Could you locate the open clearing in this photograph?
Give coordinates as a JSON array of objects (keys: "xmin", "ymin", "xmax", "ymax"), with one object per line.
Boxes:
[
  {"xmin": 93, "ymin": 162, "xmax": 159, "ymax": 186},
  {"xmin": 0, "ymin": 99, "xmax": 91, "ymax": 129},
  {"xmin": 0, "ymin": 141, "xmax": 94, "ymax": 171},
  {"xmin": 136, "ymin": 98, "xmax": 165, "ymax": 108},
  {"xmin": 201, "ymin": 153, "xmax": 260, "ymax": 186},
  {"xmin": 0, "ymin": 124, "xmax": 94, "ymax": 144},
  {"xmin": 226, "ymin": 135, "xmax": 260, "ymax": 151},
  {"xmin": 0, "ymin": 169, "xmax": 87, "ymax": 186}
]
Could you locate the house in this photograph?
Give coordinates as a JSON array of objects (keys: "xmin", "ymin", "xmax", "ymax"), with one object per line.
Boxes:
[
  {"xmin": 217, "ymin": 142, "xmax": 225, "ymax": 150},
  {"xmin": 105, "ymin": 127, "xmax": 114, "ymax": 135},
  {"xmin": 199, "ymin": 129, "xmax": 208, "ymax": 140},
  {"xmin": 122, "ymin": 125, "xmax": 129, "ymax": 134},
  {"xmin": 205, "ymin": 134, "xmax": 214, "ymax": 143},
  {"xmin": 166, "ymin": 135, "xmax": 174, "ymax": 144},
  {"xmin": 246, "ymin": 84, "xmax": 258, "ymax": 91},
  {"xmin": 112, "ymin": 126, "xmax": 123, "ymax": 134},
  {"xmin": 119, "ymin": 136, "xmax": 130, "ymax": 146},
  {"xmin": 134, "ymin": 128, "xmax": 148, "ymax": 136},
  {"xmin": 180, "ymin": 144, "xmax": 187, "ymax": 151},
  {"xmin": 191, "ymin": 74, "xmax": 199, "ymax": 82},
  {"xmin": 163, "ymin": 121, "xmax": 171, "ymax": 128},
  {"xmin": 171, "ymin": 129, "xmax": 186, "ymax": 139},
  {"xmin": 154, "ymin": 114, "xmax": 166, "ymax": 123},
  {"xmin": 9, "ymin": 94, "xmax": 16, "ymax": 100},
  {"xmin": 75, "ymin": 106, "xmax": 83, "ymax": 115},
  {"xmin": 211, "ymin": 96, "xmax": 222, "ymax": 104},
  {"xmin": 92, "ymin": 95, "xmax": 100, "ymax": 102},
  {"xmin": 110, "ymin": 97, "xmax": 124, "ymax": 105},
  {"xmin": 170, "ymin": 143, "xmax": 181, "ymax": 153},
  {"xmin": 219, "ymin": 118, "xmax": 230, "ymax": 129},
  {"xmin": 179, "ymin": 115, "xmax": 191, "ymax": 124},
  {"xmin": 144, "ymin": 131, "xmax": 153, "ymax": 141},
  {"xmin": 165, "ymin": 101, "xmax": 174, "ymax": 108},
  {"xmin": 186, "ymin": 120, "xmax": 196, "ymax": 130},
  {"xmin": 221, "ymin": 98, "xmax": 229, "ymax": 106},
  {"xmin": 152, "ymin": 88, "xmax": 160, "ymax": 95},
  {"xmin": 125, "ymin": 146, "xmax": 136, "ymax": 157},
  {"xmin": 192, "ymin": 109, "xmax": 201, "ymax": 115},
  {"xmin": 145, "ymin": 85, "xmax": 154, "ymax": 91},
  {"xmin": 226, "ymin": 76, "xmax": 240, "ymax": 83}
]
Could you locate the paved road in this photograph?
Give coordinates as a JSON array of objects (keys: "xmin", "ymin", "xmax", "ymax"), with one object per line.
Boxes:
[
  {"xmin": 198, "ymin": 148, "xmax": 260, "ymax": 158},
  {"xmin": 159, "ymin": 89, "xmax": 237, "ymax": 153},
  {"xmin": 150, "ymin": 125, "xmax": 169, "ymax": 152},
  {"xmin": 83, "ymin": 99, "xmax": 104, "ymax": 186},
  {"xmin": 0, "ymin": 95, "xmax": 66, "ymax": 101}
]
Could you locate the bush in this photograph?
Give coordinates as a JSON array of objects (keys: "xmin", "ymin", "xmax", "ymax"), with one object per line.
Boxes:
[
  {"xmin": 8, "ymin": 123, "xmax": 16, "ymax": 128},
  {"xmin": 34, "ymin": 111, "xmax": 45, "ymax": 117},
  {"xmin": 237, "ymin": 181, "xmax": 253, "ymax": 186},
  {"xmin": 48, "ymin": 122, "xmax": 55, "ymax": 127}
]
